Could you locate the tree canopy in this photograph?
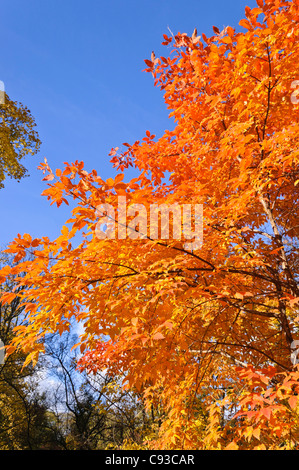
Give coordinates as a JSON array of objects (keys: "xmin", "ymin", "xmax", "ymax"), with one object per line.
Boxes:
[{"xmin": 1, "ymin": 0, "xmax": 299, "ymax": 450}]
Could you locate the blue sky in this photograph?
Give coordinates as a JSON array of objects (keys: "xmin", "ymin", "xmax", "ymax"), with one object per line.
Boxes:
[{"xmin": 0, "ymin": 0, "xmax": 258, "ymax": 249}]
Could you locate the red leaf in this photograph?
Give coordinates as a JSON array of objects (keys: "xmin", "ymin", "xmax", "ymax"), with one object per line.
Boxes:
[
  {"xmin": 144, "ymin": 59, "xmax": 153, "ymax": 67},
  {"xmin": 202, "ymin": 33, "xmax": 209, "ymax": 43},
  {"xmin": 245, "ymin": 6, "xmax": 251, "ymax": 17}
]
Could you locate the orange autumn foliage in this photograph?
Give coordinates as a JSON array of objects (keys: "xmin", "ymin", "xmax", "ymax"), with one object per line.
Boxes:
[{"xmin": 1, "ymin": 0, "xmax": 299, "ymax": 449}]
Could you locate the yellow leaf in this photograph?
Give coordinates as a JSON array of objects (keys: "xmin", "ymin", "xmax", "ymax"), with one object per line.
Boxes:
[
  {"xmin": 252, "ymin": 428, "xmax": 261, "ymax": 440},
  {"xmin": 254, "ymin": 444, "xmax": 267, "ymax": 450},
  {"xmin": 225, "ymin": 441, "xmax": 239, "ymax": 450}
]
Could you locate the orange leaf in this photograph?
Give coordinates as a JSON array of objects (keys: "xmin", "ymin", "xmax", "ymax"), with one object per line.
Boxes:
[
  {"xmin": 252, "ymin": 428, "xmax": 261, "ymax": 440},
  {"xmin": 106, "ymin": 178, "xmax": 114, "ymax": 187},
  {"xmin": 152, "ymin": 332, "xmax": 165, "ymax": 341},
  {"xmin": 239, "ymin": 19, "xmax": 251, "ymax": 29},
  {"xmin": 288, "ymin": 396, "xmax": 298, "ymax": 410},
  {"xmin": 0, "ymin": 292, "xmax": 17, "ymax": 304}
]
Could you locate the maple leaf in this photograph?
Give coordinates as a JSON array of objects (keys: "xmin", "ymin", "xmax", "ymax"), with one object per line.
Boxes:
[{"xmin": 152, "ymin": 332, "xmax": 165, "ymax": 341}]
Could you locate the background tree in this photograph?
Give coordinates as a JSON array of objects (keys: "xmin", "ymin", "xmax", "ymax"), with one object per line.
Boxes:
[
  {"xmin": 43, "ymin": 331, "xmax": 159, "ymax": 450},
  {"xmin": 44, "ymin": 331, "xmax": 111, "ymax": 450},
  {"xmin": 0, "ymin": 252, "xmax": 55, "ymax": 449},
  {"xmin": 0, "ymin": 93, "xmax": 41, "ymax": 189},
  {"xmin": 0, "ymin": 251, "xmax": 156, "ymax": 450}
]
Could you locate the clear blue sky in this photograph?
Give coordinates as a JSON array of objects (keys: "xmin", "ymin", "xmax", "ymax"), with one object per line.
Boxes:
[{"xmin": 0, "ymin": 0, "xmax": 258, "ymax": 249}]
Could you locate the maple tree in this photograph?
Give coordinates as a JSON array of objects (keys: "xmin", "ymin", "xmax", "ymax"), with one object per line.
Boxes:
[
  {"xmin": 0, "ymin": 93, "xmax": 41, "ymax": 189},
  {"xmin": 0, "ymin": 0, "xmax": 299, "ymax": 449}
]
